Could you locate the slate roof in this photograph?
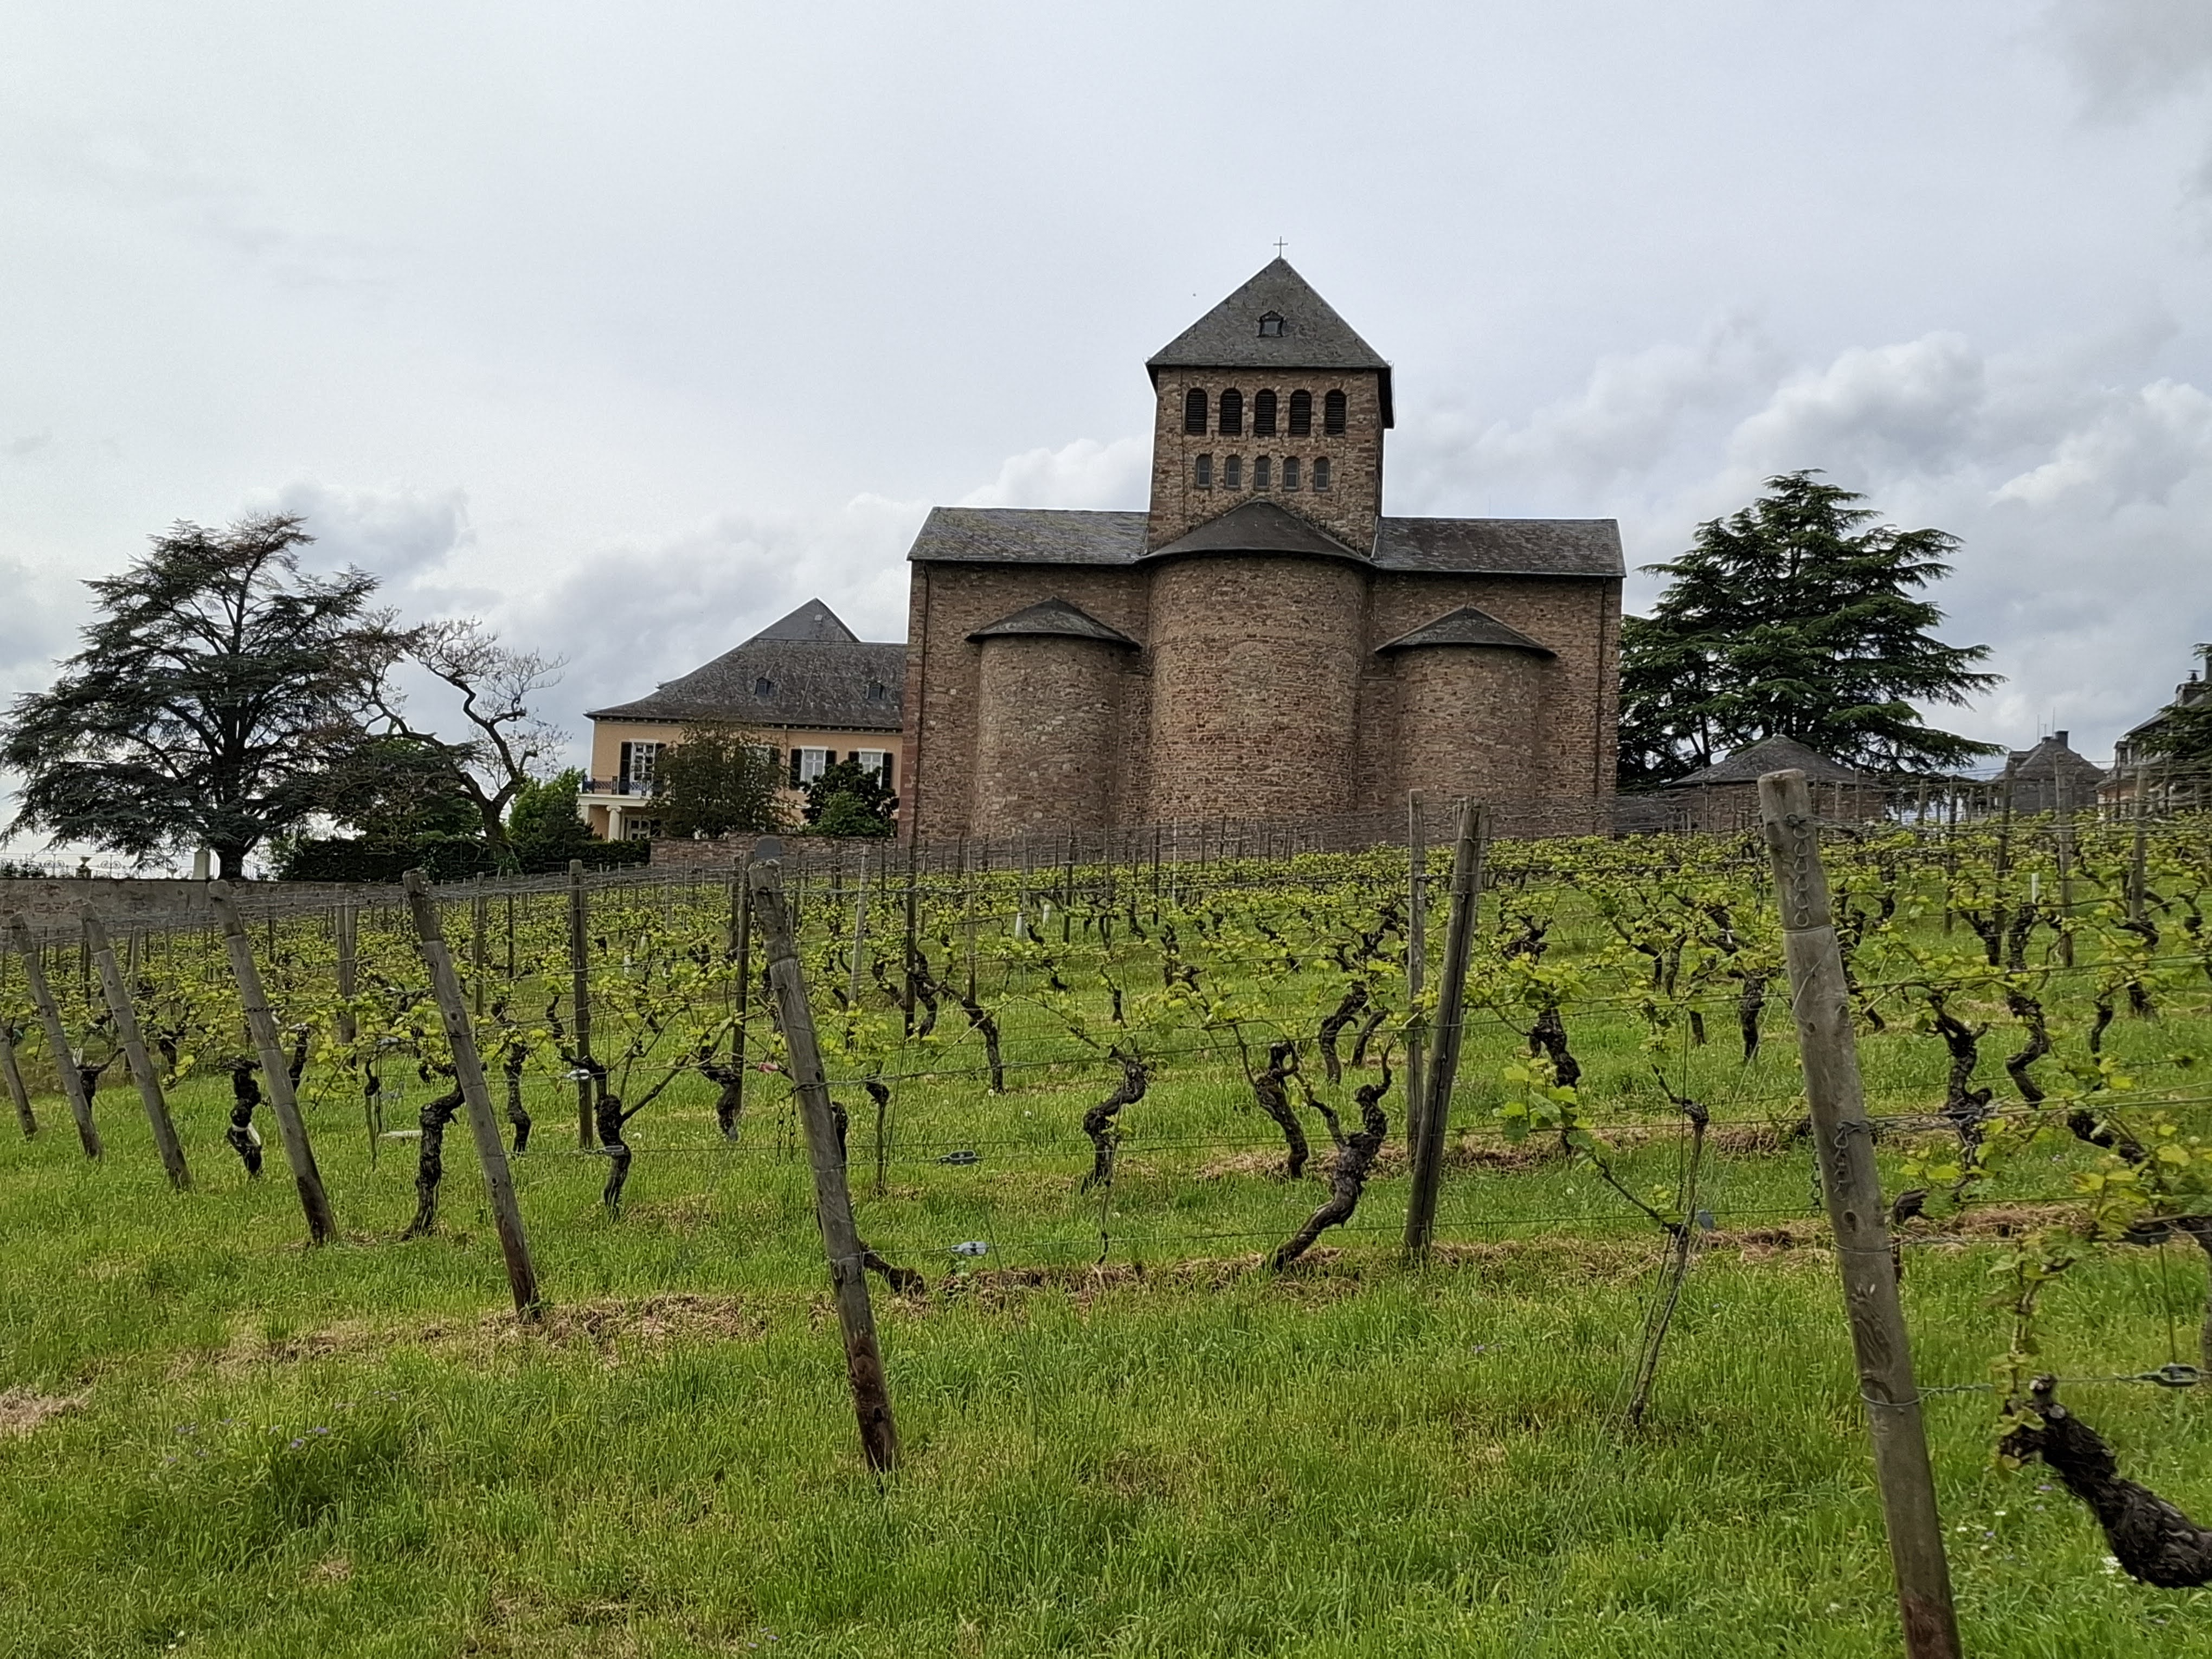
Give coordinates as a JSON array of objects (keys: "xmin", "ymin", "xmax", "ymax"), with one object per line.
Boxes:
[
  {"xmin": 2001, "ymin": 734, "xmax": 2107, "ymax": 787},
  {"xmin": 1376, "ymin": 606, "xmax": 1554, "ymax": 657},
  {"xmin": 1663, "ymin": 735, "xmax": 1878, "ymax": 788},
  {"xmin": 1372, "ymin": 518, "xmax": 1625, "ymax": 578},
  {"xmin": 1147, "ymin": 259, "xmax": 1395, "ymax": 425},
  {"xmin": 586, "ymin": 599, "xmax": 903, "ymax": 732},
  {"xmin": 905, "ymin": 505, "xmax": 1624, "ymax": 579},
  {"xmin": 968, "ymin": 597, "xmax": 1139, "ymax": 648},
  {"xmin": 1142, "ymin": 499, "xmax": 1367, "ymax": 564}
]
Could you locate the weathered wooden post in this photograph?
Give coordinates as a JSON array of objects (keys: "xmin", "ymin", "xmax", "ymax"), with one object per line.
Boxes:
[
  {"xmin": 334, "ymin": 904, "xmax": 358, "ymax": 1046},
  {"xmin": 1759, "ymin": 769, "xmax": 1959, "ymax": 1659},
  {"xmin": 568, "ymin": 859, "xmax": 595, "ymax": 1150},
  {"xmin": 1, "ymin": 969, "xmax": 36, "ymax": 1137},
  {"xmin": 732, "ymin": 853, "xmax": 752, "ymax": 1122},
  {"xmin": 402, "ymin": 871, "xmax": 543, "ymax": 1319},
  {"xmin": 1404, "ymin": 790, "xmax": 1428, "ymax": 1150},
  {"xmin": 2054, "ymin": 771, "xmax": 2076, "ymax": 969},
  {"xmin": 2128, "ymin": 762, "xmax": 2150, "ymax": 927},
  {"xmin": 749, "ymin": 839, "xmax": 902, "ymax": 1473},
  {"xmin": 209, "ymin": 883, "xmax": 337, "ymax": 1244},
  {"xmin": 470, "ymin": 875, "xmax": 489, "ymax": 1017},
  {"xmin": 5, "ymin": 915, "xmax": 100, "ymax": 1158},
  {"xmin": 1404, "ymin": 800, "xmax": 1484, "ymax": 1259},
  {"xmin": 82, "ymin": 910, "xmax": 191, "ymax": 1189}
]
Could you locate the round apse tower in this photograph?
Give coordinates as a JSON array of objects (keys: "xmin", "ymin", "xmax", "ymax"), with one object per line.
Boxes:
[
  {"xmin": 1380, "ymin": 606, "xmax": 1553, "ymax": 805},
  {"xmin": 967, "ymin": 599, "xmax": 1137, "ymax": 832},
  {"xmin": 1143, "ymin": 501, "xmax": 1370, "ymax": 823}
]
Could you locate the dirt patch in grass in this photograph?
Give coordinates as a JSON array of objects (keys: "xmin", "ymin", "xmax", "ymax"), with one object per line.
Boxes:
[
  {"xmin": 184, "ymin": 1293, "xmax": 771, "ymax": 1377},
  {"xmin": 0, "ymin": 1387, "xmax": 85, "ymax": 1438}
]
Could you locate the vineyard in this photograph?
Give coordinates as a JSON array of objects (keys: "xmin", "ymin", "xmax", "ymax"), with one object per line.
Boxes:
[{"xmin": 7, "ymin": 802, "xmax": 2212, "ymax": 1655}]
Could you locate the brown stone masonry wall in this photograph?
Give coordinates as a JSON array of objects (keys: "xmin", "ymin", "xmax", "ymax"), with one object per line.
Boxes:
[
  {"xmin": 902, "ymin": 562, "xmax": 1151, "ymax": 840},
  {"xmin": 1367, "ymin": 574, "xmax": 1621, "ymax": 805},
  {"xmin": 1394, "ymin": 647, "xmax": 1543, "ymax": 804},
  {"xmin": 1146, "ymin": 554, "xmax": 1367, "ymax": 821},
  {"xmin": 1146, "ymin": 370, "xmax": 1386, "ymax": 550},
  {"xmin": 972, "ymin": 635, "xmax": 1124, "ymax": 831}
]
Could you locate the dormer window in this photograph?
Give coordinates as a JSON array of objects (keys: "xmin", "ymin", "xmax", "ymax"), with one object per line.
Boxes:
[
  {"xmin": 1257, "ymin": 312, "xmax": 1285, "ymax": 338},
  {"xmin": 753, "ymin": 676, "xmax": 774, "ymax": 697},
  {"xmin": 867, "ymin": 680, "xmax": 888, "ymax": 703}
]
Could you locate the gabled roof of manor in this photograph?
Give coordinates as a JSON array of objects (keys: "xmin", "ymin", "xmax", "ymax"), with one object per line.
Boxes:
[
  {"xmin": 1146, "ymin": 259, "xmax": 1395, "ymax": 422},
  {"xmin": 586, "ymin": 599, "xmax": 903, "ymax": 732},
  {"xmin": 905, "ymin": 506, "xmax": 1624, "ymax": 580}
]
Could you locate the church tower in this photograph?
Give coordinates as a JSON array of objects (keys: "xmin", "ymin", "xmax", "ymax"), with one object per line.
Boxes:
[{"xmin": 1142, "ymin": 258, "xmax": 1393, "ymax": 552}]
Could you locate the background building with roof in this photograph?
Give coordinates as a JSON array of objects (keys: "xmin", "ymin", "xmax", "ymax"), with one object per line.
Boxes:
[
  {"xmin": 580, "ymin": 600, "xmax": 902, "ymax": 839},
  {"xmin": 899, "ymin": 260, "xmax": 1625, "ymax": 839},
  {"xmin": 1995, "ymin": 731, "xmax": 2106, "ymax": 815},
  {"xmin": 2102, "ymin": 650, "xmax": 2210, "ymax": 815},
  {"xmin": 1652, "ymin": 735, "xmax": 1886, "ymax": 832}
]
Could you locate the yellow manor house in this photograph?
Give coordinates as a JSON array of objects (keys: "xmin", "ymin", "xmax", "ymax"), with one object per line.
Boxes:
[{"xmin": 578, "ymin": 600, "xmax": 903, "ymax": 840}]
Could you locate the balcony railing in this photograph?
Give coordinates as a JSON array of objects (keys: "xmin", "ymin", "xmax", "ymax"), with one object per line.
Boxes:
[{"xmin": 581, "ymin": 777, "xmax": 658, "ymax": 797}]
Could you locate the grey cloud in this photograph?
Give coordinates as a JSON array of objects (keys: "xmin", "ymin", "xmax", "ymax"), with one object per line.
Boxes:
[
  {"xmin": 2046, "ymin": 0, "xmax": 2212, "ymax": 115},
  {"xmin": 250, "ymin": 479, "xmax": 474, "ymax": 584}
]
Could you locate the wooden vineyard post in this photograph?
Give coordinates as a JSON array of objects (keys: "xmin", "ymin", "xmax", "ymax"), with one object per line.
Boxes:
[
  {"xmin": 1758, "ymin": 770, "xmax": 1959, "ymax": 1659},
  {"xmin": 2129, "ymin": 764, "xmax": 2150, "ymax": 927},
  {"xmin": 402, "ymin": 872, "xmax": 544, "ymax": 1319},
  {"xmin": 335, "ymin": 904, "xmax": 358, "ymax": 1046},
  {"xmin": 1, "ymin": 999, "xmax": 33, "ymax": 1137},
  {"xmin": 1404, "ymin": 790, "xmax": 1428, "ymax": 1150},
  {"xmin": 1404, "ymin": 799, "xmax": 1484, "ymax": 1259},
  {"xmin": 2054, "ymin": 771, "xmax": 2076, "ymax": 969},
  {"xmin": 732, "ymin": 853, "xmax": 752, "ymax": 1122},
  {"xmin": 470, "ymin": 876, "xmax": 488, "ymax": 1017},
  {"xmin": 902, "ymin": 836, "xmax": 919, "ymax": 1037},
  {"xmin": 849, "ymin": 845, "xmax": 870, "ymax": 1011},
  {"xmin": 209, "ymin": 883, "xmax": 338, "ymax": 1245},
  {"xmin": 748, "ymin": 839, "xmax": 902, "ymax": 1474},
  {"xmin": 568, "ymin": 860, "xmax": 595, "ymax": 1150},
  {"xmin": 5, "ymin": 916, "xmax": 100, "ymax": 1158},
  {"xmin": 82, "ymin": 910, "xmax": 191, "ymax": 1190}
]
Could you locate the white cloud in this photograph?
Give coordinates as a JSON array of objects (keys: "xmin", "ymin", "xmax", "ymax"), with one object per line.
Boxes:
[
  {"xmin": 958, "ymin": 436, "xmax": 1150, "ymax": 510},
  {"xmin": 249, "ymin": 478, "xmax": 474, "ymax": 584}
]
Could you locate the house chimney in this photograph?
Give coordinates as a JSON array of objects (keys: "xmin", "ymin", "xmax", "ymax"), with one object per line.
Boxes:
[{"xmin": 2054, "ymin": 730, "xmax": 2068, "ymax": 748}]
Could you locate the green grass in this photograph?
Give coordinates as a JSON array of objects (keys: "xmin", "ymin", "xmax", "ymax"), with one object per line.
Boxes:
[
  {"xmin": 9, "ymin": 835, "xmax": 2212, "ymax": 1655},
  {"xmin": 7, "ymin": 1059, "xmax": 2212, "ymax": 1657}
]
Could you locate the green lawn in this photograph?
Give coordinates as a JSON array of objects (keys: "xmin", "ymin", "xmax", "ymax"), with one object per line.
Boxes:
[{"xmin": 5, "ymin": 1057, "xmax": 2212, "ymax": 1658}]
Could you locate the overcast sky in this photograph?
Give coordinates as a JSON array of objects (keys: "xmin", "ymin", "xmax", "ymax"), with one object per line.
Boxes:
[{"xmin": 6, "ymin": 0, "xmax": 2212, "ymax": 854}]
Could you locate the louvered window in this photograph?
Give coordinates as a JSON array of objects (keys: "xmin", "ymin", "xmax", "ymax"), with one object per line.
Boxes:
[
  {"xmin": 1313, "ymin": 457, "xmax": 1331, "ymax": 492},
  {"xmin": 1323, "ymin": 390, "xmax": 1347, "ymax": 434},
  {"xmin": 1194, "ymin": 453, "xmax": 1212, "ymax": 488},
  {"xmin": 1218, "ymin": 388, "xmax": 1243, "ymax": 436},
  {"xmin": 1252, "ymin": 389, "xmax": 1277, "ymax": 436},
  {"xmin": 1183, "ymin": 388, "xmax": 1207, "ymax": 435},
  {"xmin": 1288, "ymin": 389, "xmax": 1312, "ymax": 436}
]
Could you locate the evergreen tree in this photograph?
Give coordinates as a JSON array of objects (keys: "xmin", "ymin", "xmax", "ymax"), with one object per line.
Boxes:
[
  {"xmin": 654, "ymin": 724, "xmax": 790, "ymax": 838},
  {"xmin": 0, "ymin": 515, "xmax": 385, "ymax": 878},
  {"xmin": 801, "ymin": 757, "xmax": 897, "ymax": 838},
  {"xmin": 1618, "ymin": 472, "xmax": 1999, "ymax": 784}
]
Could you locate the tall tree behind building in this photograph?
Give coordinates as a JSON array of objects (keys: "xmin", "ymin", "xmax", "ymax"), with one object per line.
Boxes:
[
  {"xmin": 1, "ymin": 515, "xmax": 385, "ymax": 878},
  {"xmin": 1618, "ymin": 471, "xmax": 2000, "ymax": 785}
]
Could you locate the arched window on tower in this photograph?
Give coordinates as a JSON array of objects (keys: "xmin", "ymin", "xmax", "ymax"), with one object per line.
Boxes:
[
  {"xmin": 1252, "ymin": 389, "xmax": 1277, "ymax": 436},
  {"xmin": 1224, "ymin": 455, "xmax": 1243, "ymax": 489},
  {"xmin": 1323, "ymin": 390, "xmax": 1347, "ymax": 434},
  {"xmin": 1283, "ymin": 456, "xmax": 1300, "ymax": 491},
  {"xmin": 1313, "ymin": 457, "xmax": 1331, "ymax": 492},
  {"xmin": 1219, "ymin": 388, "xmax": 1244, "ymax": 435},
  {"xmin": 1288, "ymin": 389, "xmax": 1312, "ymax": 436},
  {"xmin": 1183, "ymin": 388, "xmax": 1207, "ymax": 435},
  {"xmin": 1255, "ymin": 456, "xmax": 1272, "ymax": 490},
  {"xmin": 1194, "ymin": 453, "xmax": 1213, "ymax": 488}
]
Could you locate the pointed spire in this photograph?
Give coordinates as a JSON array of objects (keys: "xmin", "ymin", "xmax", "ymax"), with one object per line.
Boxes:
[{"xmin": 1147, "ymin": 259, "xmax": 1390, "ymax": 378}]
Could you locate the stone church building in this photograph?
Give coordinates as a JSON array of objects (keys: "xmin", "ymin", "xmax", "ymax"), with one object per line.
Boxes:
[{"xmin": 898, "ymin": 260, "xmax": 1623, "ymax": 839}]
